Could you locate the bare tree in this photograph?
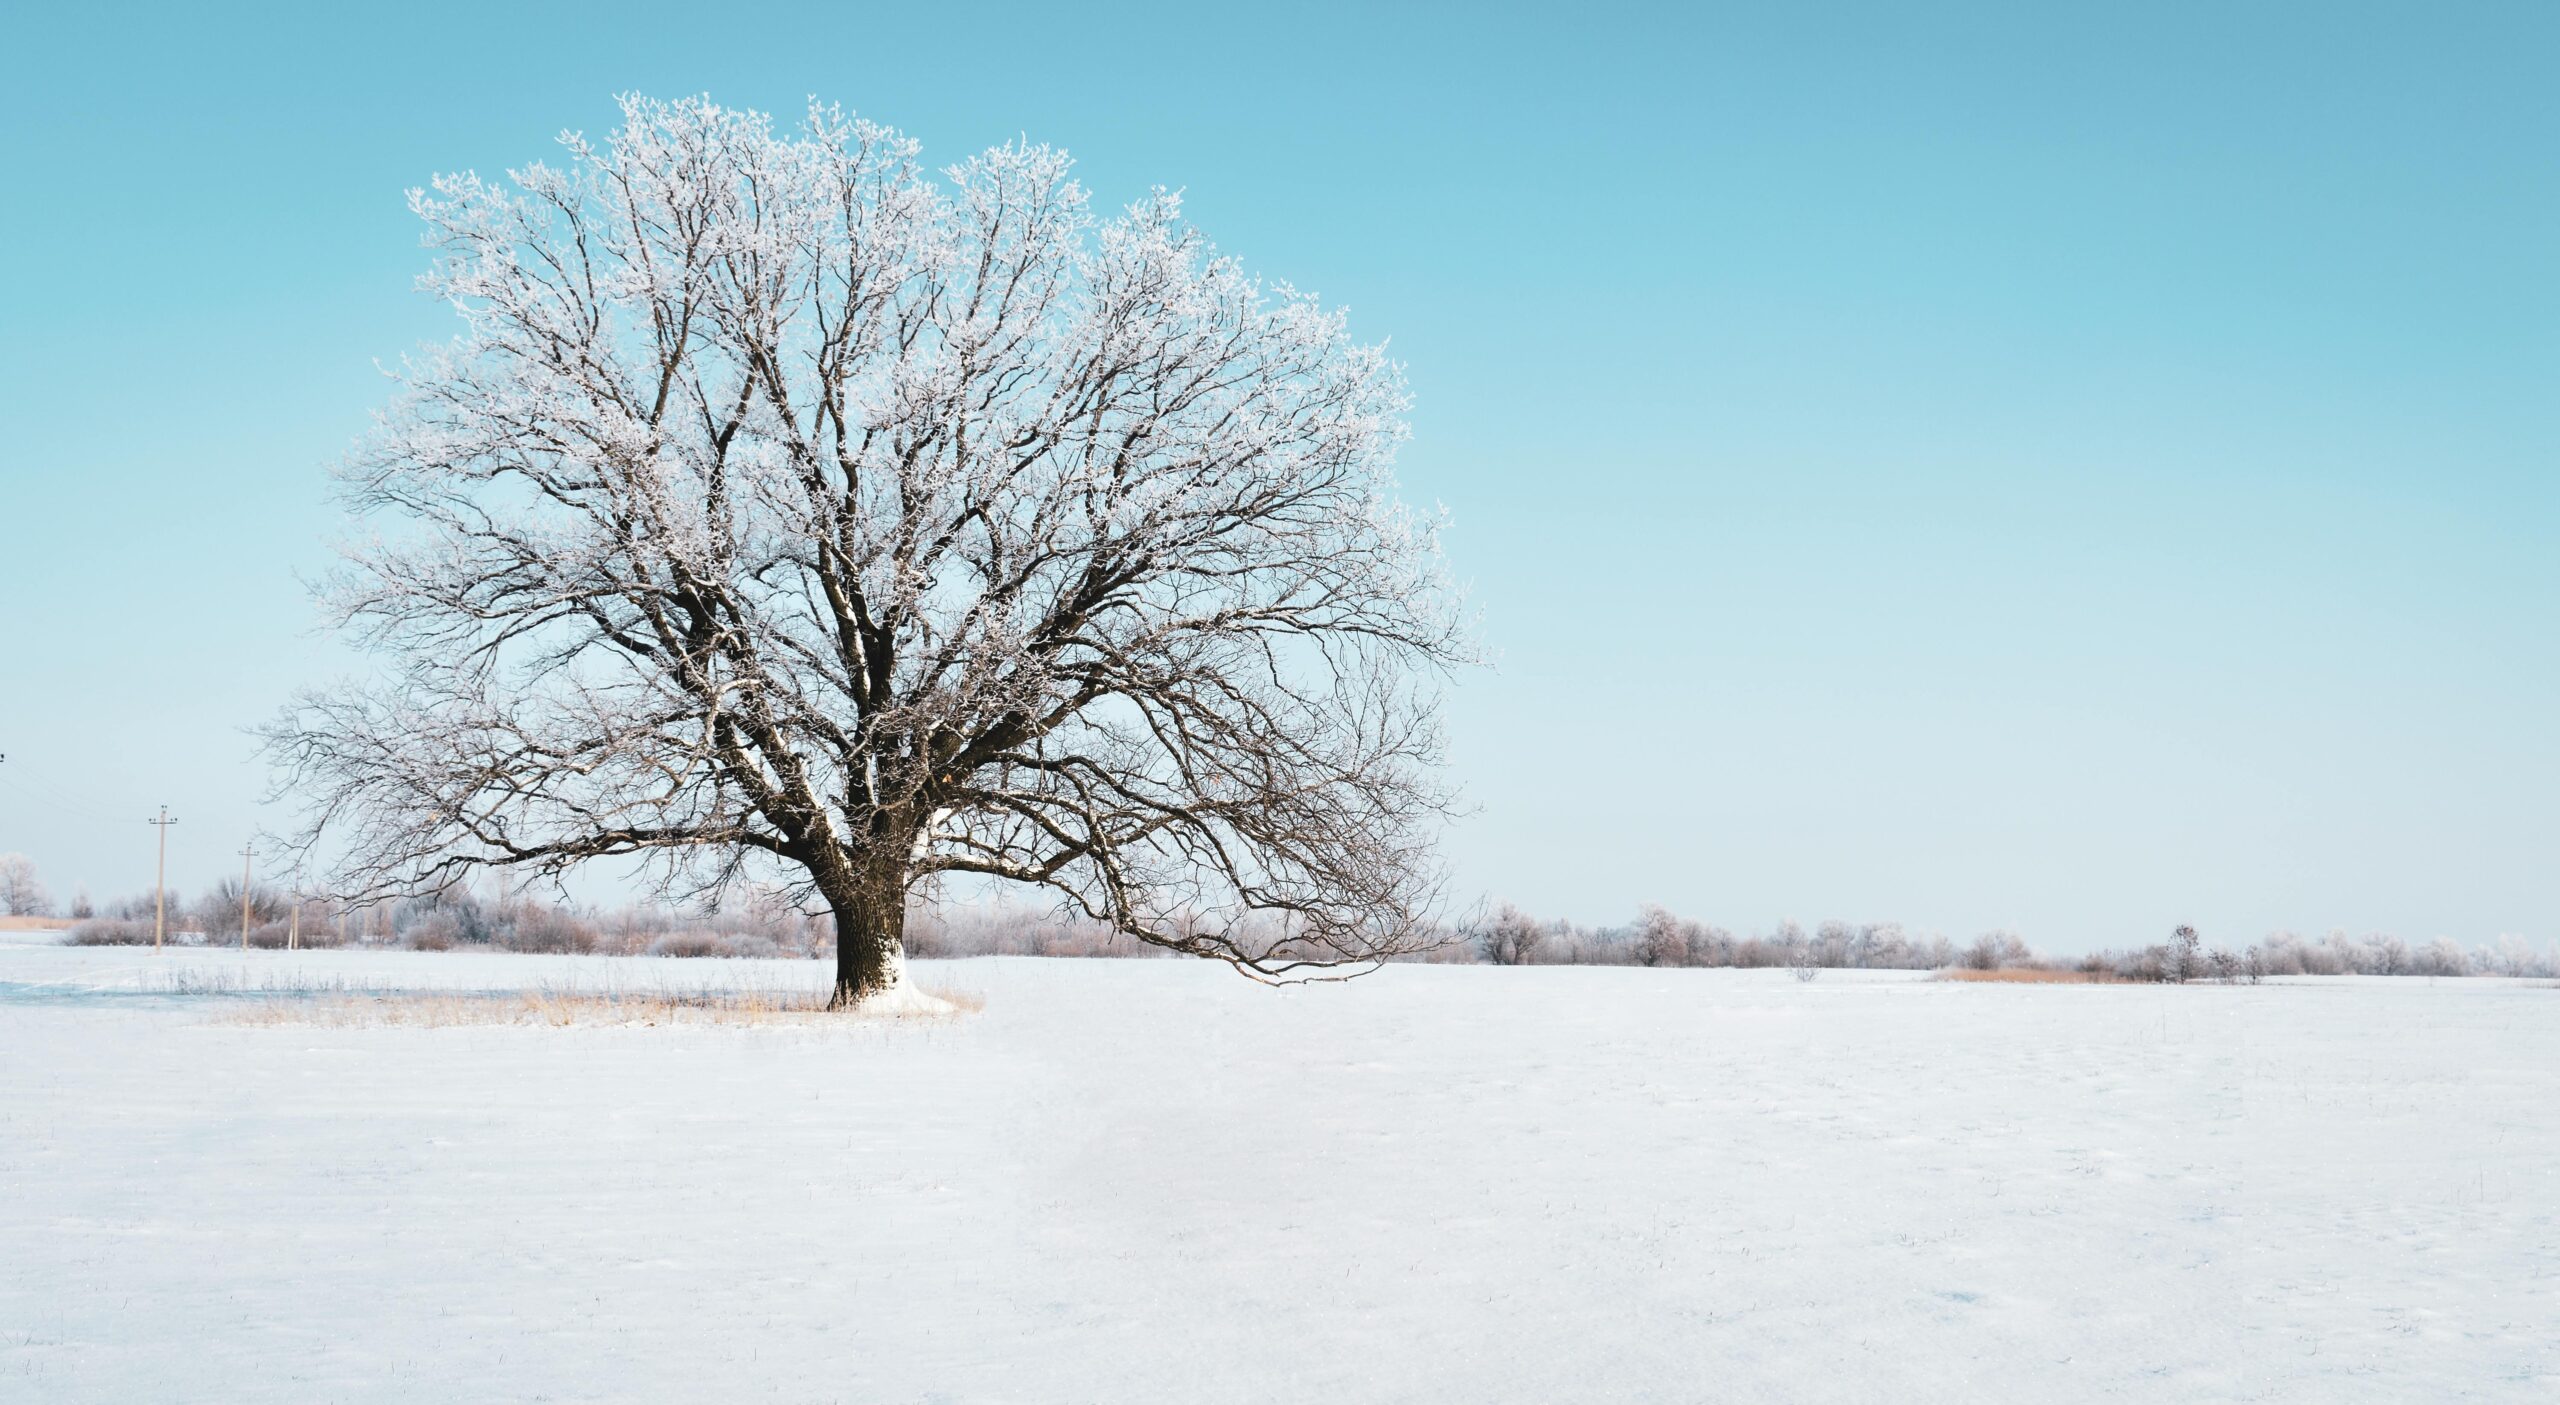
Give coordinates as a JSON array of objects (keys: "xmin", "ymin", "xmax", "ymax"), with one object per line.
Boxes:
[
  {"xmin": 1965, "ymin": 928, "xmax": 2031, "ymax": 972},
  {"xmin": 262, "ymin": 95, "xmax": 1469, "ymax": 1006},
  {"xmin": 1636, "ymin": 904, "xmax": 1691, "ymax": 967},
  {"xmin": 2168, "ymin": 924, "xmax": 2203, "ymax": 983},
  {"xmin": 1471, "ymin": 904, "xmax": 1547, "ymax": 966},
  {"xmin": 0, "ymin": 853, "xmax": 50, "ymax": 917}
]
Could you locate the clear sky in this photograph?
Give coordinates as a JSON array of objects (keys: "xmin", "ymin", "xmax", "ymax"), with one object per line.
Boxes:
[{"xmin": 2, "ymin": 1, "xmax": 2552, "ymax": 951}]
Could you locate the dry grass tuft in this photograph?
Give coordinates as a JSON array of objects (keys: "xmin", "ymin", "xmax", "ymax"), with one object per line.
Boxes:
[
  {"xmin": 223, "ymin": 984, "xmax": 983, "ymax": 1029},
  {"xmin": 1936, "ymin": 967, "xmax": 2120, "ymax": 985},
  {"xmin": 0, "ymin": 915, "xmax": 79, "ymax": 933}
]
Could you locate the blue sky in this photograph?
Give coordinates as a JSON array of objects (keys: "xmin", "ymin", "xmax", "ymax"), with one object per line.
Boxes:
[{"xmin": 2, "ymin": 1, "xmax": 2552, "ymax": 950}]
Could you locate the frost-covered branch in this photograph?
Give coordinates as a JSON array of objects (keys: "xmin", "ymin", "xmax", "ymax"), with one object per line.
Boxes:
[{"xmin": 264, "ymin": 93, "xmax": 1472, "ymax": 1004}]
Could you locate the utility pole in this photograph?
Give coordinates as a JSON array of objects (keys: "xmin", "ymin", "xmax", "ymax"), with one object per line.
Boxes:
[
  {"xmin": 288, "ymin": 901, "xmax": 299, "ymax": 952},
  {"xmin": 147, "ymin": 808, "xmax": 178, "ymax": 953},
  {"xmin": 238, "ymin": 842, "xmax": 255, "ymax": 953}
]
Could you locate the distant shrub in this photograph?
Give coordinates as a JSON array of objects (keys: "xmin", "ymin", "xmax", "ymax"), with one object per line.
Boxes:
[
  {"xmin": 648, "ymin": 932, "xmax": 724, "ymax": 959},
  {"xmin": 504, "ymin": 905, "xmax": 599, "ymax": 954},
  {"xmin": 638, "ymin": 930, "xmax": 777, "ymax": 959},
  {"xmin": 69, "ymin": 918, "xmax": 153, "ymax": 946},
  {"xmin": 405, "ymin": 916, "xmax": 457, "ymax": 952}
]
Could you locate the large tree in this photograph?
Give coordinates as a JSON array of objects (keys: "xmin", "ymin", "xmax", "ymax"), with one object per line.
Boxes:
[{"xmin": 265, "ymin": 95, "xmax": 1467, "ymax": 1006}]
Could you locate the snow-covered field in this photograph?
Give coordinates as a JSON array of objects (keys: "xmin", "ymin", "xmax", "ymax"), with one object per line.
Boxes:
[{"xmin": 3, "ymin": 941, "xmax": 2553, "ymax": 1402}]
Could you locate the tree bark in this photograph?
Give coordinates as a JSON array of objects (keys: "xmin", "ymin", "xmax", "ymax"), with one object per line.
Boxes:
[{"xmin": 827, "ymin": 857, "xmax": 911, "ymax": 1008}]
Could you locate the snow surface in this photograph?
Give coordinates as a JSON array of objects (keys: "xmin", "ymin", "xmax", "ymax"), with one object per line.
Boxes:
[{"xmin": 3, "ymin": 943, "xmax": 2554, "ymax": 1401}]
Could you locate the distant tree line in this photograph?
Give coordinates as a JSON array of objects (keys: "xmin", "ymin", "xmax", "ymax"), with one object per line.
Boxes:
[
  {"xmin": 55, "ymin": 873, "xmax": 2560, "ymax": 979},
  {"xmin": 1464, "ymin": 906, "xmax": 2031, "ymax": 972},
  {"xmin": 1461, "ymin": 906, "xmax": 2560, "ymax": 981},
  {"xmin": 64, "ymin": 880, "xmax": 1159, "ymax": 960},
  {"xmin": 66, "ymin": 881, "xmax": 820, "ymax": 957}
]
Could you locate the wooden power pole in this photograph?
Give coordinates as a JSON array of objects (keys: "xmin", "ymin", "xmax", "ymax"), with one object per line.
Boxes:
[
  {"xmin": 147, "ymin": 808, "xmax": 177, "ymax": 953},
  {"xmin": 238, "ymin": 842, "xmax": 255, "ymax": 952}
]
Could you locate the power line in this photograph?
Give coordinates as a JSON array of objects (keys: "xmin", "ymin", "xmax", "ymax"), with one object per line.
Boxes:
[{"xmin": 0, "ymin": 769, "xmax": 140, "ymax": 826}]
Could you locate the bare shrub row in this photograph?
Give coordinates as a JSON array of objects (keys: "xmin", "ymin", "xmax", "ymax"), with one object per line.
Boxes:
[
  {"xmin": 1463, "ymin": 905, "xmax": 2028, "ymax": 973},
  {"xmin": 66, "ymin": 883, "xmax": 1157, "ymax": 962},
  {"xmin": 1460, "ymin": 906, "xmax": 2560, "ymax": 981},
  {"xmin": 61, "ymin": 880, "xmax": 2559, "ymax": 982},
  {"xmin": 67, "ymin": 882, "xmax": 825, "ymax": 958}
]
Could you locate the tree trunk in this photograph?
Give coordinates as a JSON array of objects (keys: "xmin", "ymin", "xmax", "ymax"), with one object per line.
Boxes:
[{"xmin": 827, "ymin": 865, "xmax": 910, "ymax": 1008}]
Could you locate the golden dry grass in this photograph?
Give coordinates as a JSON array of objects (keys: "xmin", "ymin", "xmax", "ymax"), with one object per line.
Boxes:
[
  {"xmin": 0, "ymin": 915, "xmax": 79, "ymax": 932},
  {"xmin": 222, "ymin": 985, "xmax": 985, "ymax": 1028},
  {"xmin": 1935, "ymin": 967, "xmax": 2119, "ymax": 985}
]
